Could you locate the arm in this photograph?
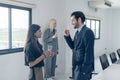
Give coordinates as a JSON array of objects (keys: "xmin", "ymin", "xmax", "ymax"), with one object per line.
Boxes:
[
  {"xmin": 29, "ymin": 51, "xmax": 51, "ymax": 67},
  {"xmin": 29, "ymin": 54, "xmax": 45, "ymax": 67},
  {"xmin": 64, "ymin": 35, "xmax": 74, "ymax": 49},
  {"xmin": 25, "ymin": 44, "xmax": 52, "ymax": 67},
  {"xmin": 43, "ymin": 29, "xmax": 54, "ymax": 43},
  {"xmin": 82, "ymin": 30, "xmax": 95, "ymax": 73}
]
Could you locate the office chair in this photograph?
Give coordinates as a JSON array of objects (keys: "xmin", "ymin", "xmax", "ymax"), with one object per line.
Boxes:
[
  {"xmin": 99, "ymin": 54, "xmax": 110, "ymax": 70},
  {"xmin": 109, "ymin": 52, "xmax": 117, "ymax": 63},
  {"xmin": 117, "ymin": 49, "xmax": 120, "ymax": 58}
]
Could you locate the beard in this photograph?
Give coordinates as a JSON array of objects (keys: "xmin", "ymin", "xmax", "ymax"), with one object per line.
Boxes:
[{"xmin": 74, "ymin": 23, "xmax": 79, "ymax": 29}]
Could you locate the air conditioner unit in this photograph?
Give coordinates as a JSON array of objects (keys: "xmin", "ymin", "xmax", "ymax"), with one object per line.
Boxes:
[
  {"xmin": 105, "ymin": 0, "xmax": 112, "ymax": 7},
  {"xmin": 88, "ymin": 0, "xmax": 112, "ymax": 9}
]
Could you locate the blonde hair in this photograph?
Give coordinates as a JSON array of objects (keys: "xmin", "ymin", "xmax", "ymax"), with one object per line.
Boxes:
[{"xmin": 48, "ymin": 18, "xmax": 56, "ymax": 30}]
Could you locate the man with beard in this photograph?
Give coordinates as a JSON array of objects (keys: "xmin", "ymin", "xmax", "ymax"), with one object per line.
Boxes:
[{"xmin": 64, "ymin": 11, "xmax": 95, "ymax": 80}]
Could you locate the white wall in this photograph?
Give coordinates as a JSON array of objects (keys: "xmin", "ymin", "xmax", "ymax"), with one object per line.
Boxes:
[
  {"xmin": 109, "ymin": 9, "xmax": 120, "ymax": 51},
  {"xmin": 101, "ymin": 9, "xmax": 120, "ymax": 53},
  {"xmin": 0, "ymin": 52, "xmax": 29, "ymax": 80}
]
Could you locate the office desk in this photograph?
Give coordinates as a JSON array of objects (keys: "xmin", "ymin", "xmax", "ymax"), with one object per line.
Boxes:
[
  {"xmin": 91, "ymin": 64, "xmax": 120, "ymax": 80},
  {"xmin": 115, "ymin": 59, "xmax": 120, "ymax": 64}
]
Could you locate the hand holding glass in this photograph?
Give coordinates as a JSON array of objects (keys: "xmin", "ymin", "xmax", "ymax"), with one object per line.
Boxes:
[
  {"xmin": 47, "ymin": 45, "xmax": 56, "ymax": 56},
  {"xmin": 48, "ymin": 45, "xmax": 53, "ymax": 51}
]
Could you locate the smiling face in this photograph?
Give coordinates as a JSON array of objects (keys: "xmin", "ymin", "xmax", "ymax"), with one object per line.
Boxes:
[{"xmin": 71, "ymin": 16, "xmax": 82, "ymax": 29}]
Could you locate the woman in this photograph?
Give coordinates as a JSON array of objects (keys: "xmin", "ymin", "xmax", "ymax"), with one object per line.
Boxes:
[
  {"xmin": 43, "ymin": 19, "xmax": 59, "ymax": 80},
  {"xmin": 24, "ymin": 24, "xmax": 52, "ymax": 80}
]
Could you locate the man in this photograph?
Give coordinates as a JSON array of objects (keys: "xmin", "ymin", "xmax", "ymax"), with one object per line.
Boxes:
[{"xmin": 64, "ymin": 11, "xmax": 94, "ymax": 80}]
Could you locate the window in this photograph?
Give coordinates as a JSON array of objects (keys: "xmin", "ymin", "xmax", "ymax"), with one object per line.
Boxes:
[
  {"xmin": 86, "ymin": 19, "xmax": 100, "ymax": 39},
  {"xmin": 0, "ymin": 7, "xmax": 9, "ymax": 50},
  {"xmin": 12, "ymin": 9, "xmax": 29, "ymax": 48},
  {"xmin": 0, "ymin": 3, "xmax": 32, "ymax": 54}
]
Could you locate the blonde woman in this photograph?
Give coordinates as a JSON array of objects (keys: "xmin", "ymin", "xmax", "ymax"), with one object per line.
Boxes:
[{"xmin": 43, "ymin": 19, "xmax": 59, "ymax": 80}]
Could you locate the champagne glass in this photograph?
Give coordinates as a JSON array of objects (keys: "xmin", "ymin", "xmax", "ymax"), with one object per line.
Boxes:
[
  {"xmin": 47, "ymin": 45, "xmax": 56, "ymax": 56},
  {"xmin": 47, "ymin": 45, "xmax": 53, "ymax": 51}
]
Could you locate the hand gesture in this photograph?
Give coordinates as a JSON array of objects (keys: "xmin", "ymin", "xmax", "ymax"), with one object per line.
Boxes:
[{"xmin": 64, "ymin": 29, "xmax": 70, "ymax": 36}]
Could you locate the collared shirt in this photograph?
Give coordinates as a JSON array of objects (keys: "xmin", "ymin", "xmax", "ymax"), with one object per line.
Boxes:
[{"xmin": 77, "ymin": 24, "xmax": 85, "ymax": 32}]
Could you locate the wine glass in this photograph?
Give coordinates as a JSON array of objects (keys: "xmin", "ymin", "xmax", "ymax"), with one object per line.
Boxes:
[{"xmin": 47, "ymin": 45, "xmax": 52, "ymax": 51}]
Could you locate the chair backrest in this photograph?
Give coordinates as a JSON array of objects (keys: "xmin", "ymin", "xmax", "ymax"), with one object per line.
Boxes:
[
  {"xmin": 109, "ymin": 52, "xmax": 117, "ymax": 63},
  {"xmin": 99, "ymin": 54, "xmax": 109, "ymax": 70},
  {"xmin": 117, "ymin": 49, "xmax": 120, "ymax": 58}
]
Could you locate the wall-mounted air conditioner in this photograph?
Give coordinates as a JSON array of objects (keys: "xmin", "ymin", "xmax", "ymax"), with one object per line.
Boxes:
[{"xmin": 88, "ymin": 0, "xmax": 112, "ymax": 9}]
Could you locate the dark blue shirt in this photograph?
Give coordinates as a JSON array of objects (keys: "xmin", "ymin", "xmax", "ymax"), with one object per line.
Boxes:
[{"xmin": 24, "ymin": 41, "xmax": 44, "ymax": 67}]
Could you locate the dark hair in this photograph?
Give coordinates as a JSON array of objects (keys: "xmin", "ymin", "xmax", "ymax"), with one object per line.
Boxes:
[
  {"xmin": 24, "ymin": 24, "xmax": 41, "ymax": 52},
  {"xmin": 71, "ymin": 11, "xmax": 86, "ymax": 23}
]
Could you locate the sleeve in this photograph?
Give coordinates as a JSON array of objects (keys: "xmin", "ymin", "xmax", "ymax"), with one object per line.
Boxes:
[
  {"xmin": 25, "ymin": 46, "xmax": 36, "ymax": 62},
  {"xmin": 82, "ymin": 29, "xmax": 95, "ymax": 73},
  {"xmin": 64, "ymin": 35, "xmax": 74, "ymax": 49},
  {"xmin": 43, "ymin": 29, "xmax": 53, "ymax": 43}
]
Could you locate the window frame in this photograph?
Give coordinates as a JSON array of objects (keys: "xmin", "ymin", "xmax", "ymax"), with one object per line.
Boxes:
[
  {"xmin": 0, "ymin": 3, "xmax": 32, "ymax": 55},
  {"xmin": 86, "ymin": 18, "xmax": 101, "ymax": 40}
]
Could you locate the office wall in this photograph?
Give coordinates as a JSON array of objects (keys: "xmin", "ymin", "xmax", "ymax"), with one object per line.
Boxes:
[
  {"xmin": 0, "ymin": 52, "xmax": 29, "ymax": 80},
  {"xmin": 102, "ymin": 9, "xmax": 120, "ymax": 54},
  {"xmin": 107, "ymin": 9, "xmax": 120, "ymax": 51}
]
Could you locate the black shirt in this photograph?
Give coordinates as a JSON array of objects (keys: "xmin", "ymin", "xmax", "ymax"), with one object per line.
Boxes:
[{"xmin": 24, "ymin": 41, "xmax": 44, "ymax": 67}]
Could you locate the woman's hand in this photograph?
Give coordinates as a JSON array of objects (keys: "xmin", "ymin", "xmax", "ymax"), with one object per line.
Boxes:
[
  {"xmin": 52, "ymin": 34, "xmax": 57, "ymax": 39},
  {"xmin": 44, "ymin": 51, "xmax": 52, "ymax": 58}
]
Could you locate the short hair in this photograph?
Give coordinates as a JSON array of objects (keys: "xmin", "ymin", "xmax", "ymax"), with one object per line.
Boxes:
[{"xmin": 71, "ymin": 11, "xmax": 86, "ymax": 23}]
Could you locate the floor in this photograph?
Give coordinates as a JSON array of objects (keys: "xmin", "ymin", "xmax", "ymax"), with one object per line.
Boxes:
[
  {"xmin": 43, "ymin": 67, "xmax": 72, "ymax": 80},
  {"xmin": 45, "ymin": 73, "xmax": 72, "ymax": 80}
]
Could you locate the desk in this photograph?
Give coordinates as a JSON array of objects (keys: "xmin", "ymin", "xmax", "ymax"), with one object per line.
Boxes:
[
  {"xmin": 115, "ymin": 59, "xmax": 120, "ymax": 64},
  {"xmin": 91, "ymin": 64, "xmax": 120, "ymax": 80}
]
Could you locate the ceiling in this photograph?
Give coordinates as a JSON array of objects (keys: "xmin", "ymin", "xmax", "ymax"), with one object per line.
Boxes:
[{"xmin": 2, "ymin": 0, "xmax": 120, "ymax": 9}]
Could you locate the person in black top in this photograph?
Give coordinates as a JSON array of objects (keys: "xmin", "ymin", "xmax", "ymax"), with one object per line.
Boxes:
[{"xmin": 24, "ymin": 24, "xmax": 52, "ymax": 80}]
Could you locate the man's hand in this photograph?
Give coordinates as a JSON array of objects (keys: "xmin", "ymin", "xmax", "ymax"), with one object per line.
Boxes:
[{"xmin": 64, "ymin": 29, "xmax": 70, "ymax": 36}]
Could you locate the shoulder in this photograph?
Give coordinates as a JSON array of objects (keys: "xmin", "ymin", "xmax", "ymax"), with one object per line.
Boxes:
[
  {"xmin": 82, "ymin": 26, "xmax": 94, "ymax": 39},
  {"xmin": 44, "ymin": 28, "xmax": 50, "ymax": 34},
  {"xmin": 45, "ymin": 28, "xmax": 50, "ymax": 32},
  {"xmin": 25, "ymin": 42, "xmax": 34, "ymax": 51},
  {"xmin": 83, "ymin": 26, "xmax": 93, "ymax": 34}
]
